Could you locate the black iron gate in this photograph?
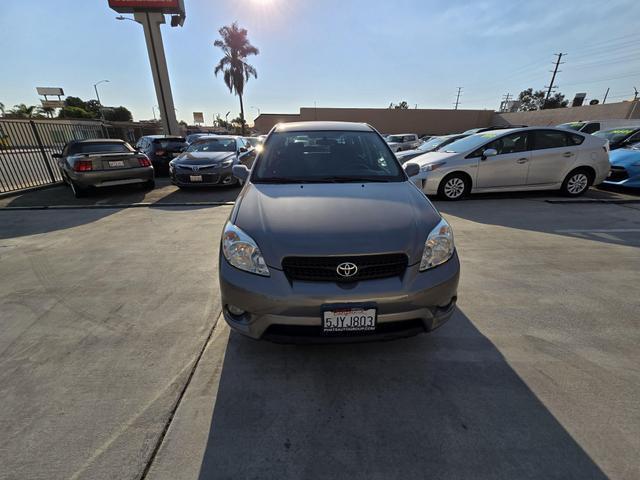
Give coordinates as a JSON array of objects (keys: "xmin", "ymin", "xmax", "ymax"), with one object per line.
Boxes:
[{"xmin": 0, "ymin": 119, "xmax": 108, "ymax": 194}]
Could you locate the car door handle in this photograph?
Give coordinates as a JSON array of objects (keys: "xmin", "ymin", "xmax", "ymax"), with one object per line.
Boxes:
[
  {"xmin": 516, "ymin": 158, "xmax": 528, "ymax": 164},
  {"xmin": 563, "ymin": 152, "xmax": 574, "ymax": 157}
]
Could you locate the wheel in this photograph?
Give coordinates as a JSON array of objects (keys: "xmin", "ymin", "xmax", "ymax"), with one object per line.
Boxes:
[
  {"xmin": 561, "ymin": 169, "xmax": 591, "ymax": 197},
  {"xmin": 69, "ymin": 180, "xmax": 88, "ymax": 198},
  {"xmin": 438, "ymin": 173, "xmax": 470, "ymax": 201}
]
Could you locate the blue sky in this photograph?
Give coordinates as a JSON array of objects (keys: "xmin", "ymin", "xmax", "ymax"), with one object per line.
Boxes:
[{"xmin": 1, "ymin": 0, "xmax": 639, "ymax": 123}]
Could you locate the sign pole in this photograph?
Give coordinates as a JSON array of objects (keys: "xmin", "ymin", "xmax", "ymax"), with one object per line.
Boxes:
[{"xmin": 133, "ymin": 11, "xmax": 179, "ymax": 136}]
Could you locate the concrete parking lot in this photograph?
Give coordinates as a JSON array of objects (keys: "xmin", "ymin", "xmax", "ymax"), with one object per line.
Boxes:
[{"xmin": 1, "ymin": 182, "xmax": 639, "ymax": 479}]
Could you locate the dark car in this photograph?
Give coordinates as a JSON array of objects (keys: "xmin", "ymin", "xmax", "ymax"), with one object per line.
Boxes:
[
  {"xmin": 53, "ymin": 139, "xmax": 154, "ymax": 198},
  {"xmin": 396, "ymin": 133, "xmax": 470, "ymax": 163},
  {"xmin": 169, "ymin": 135, "xmax": 254, "ymax": 188},
  {"xmin": 593, "ymin": 127, "xmax": 640, "ymax": 150},
  {"xmin": 135, "ymin": 135, "xmax": 187, "ymax": 175}
]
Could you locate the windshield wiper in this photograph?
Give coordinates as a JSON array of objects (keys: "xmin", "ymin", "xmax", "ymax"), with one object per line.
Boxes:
[
  {"xmin": 311, "ymin": 176, "xmax": 393, "ymax": 183},
  {"xmin": 254, "ymin": 177, "xmax": 313, "ymax": 184}
]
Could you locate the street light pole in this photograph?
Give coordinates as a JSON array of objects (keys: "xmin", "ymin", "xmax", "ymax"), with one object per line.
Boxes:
[{"xmin": 93, "ymin": 79, "xmax": 109, "ymax": 119}]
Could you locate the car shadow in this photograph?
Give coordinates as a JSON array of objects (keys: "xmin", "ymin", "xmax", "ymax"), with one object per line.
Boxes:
[
  {"xmin": 433, "ymin": 189, "xmax": 640, "ymax": 248},
  {"xmin": 196, "ymin": 310, "xmax": 607, "ymax": 480}
]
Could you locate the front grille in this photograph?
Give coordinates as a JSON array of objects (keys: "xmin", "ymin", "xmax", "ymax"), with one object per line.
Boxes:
[
  {"xmin": 607, "ymin": 167, "xmax": 629, "ymax": 182},
  {"xmin": 176, "ymin": 174, "xmax": 220, "ymax": 183},
  {"xmin": 177, "ymin": 164, "xmax": 217, "ymax": 172},
  {"xmin": 282, "ymin": 253, "xmax": 408, "ymax": 282}
]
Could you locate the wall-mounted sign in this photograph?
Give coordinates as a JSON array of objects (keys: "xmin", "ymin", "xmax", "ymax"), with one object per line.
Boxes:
[
  {"xmin": 108, "ymin": 0, "xmax": 183, "ymax": 14},
  {"xmin": 36, "ymin": 87, "xmax": 64, "ymax": 96}
]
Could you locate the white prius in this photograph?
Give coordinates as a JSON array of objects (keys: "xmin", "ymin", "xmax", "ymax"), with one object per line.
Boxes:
[{"xmin": 408, "ymin": 127, "xmax": 610, "ymax": 200}]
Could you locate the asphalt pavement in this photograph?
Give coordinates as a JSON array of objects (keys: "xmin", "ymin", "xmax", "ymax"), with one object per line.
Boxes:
[{"xmin": 0, "ymin": 184, "xmax": 639, "ymax": 479}]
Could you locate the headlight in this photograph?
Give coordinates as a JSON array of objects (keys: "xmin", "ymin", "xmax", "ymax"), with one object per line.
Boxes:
[
  {"xmin": 222, "ymin": 222, "xmax": 270, "ymax": 276},
  {"xmin": 221, "ymin": 158, "xmax": 234, "ymax": 167},
  {"xmin": 420, "ymin": 161, "xmax": 446, "ymax": 172},
  {"xmin": 419, "ymin": 218, "xmax": 455, "ymax": 271}
]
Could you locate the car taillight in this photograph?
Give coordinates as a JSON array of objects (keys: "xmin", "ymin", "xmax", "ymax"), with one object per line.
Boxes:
[
  {"xmin": 138, "ymin": 156, "xmax": 151, "ymax": 167},
  {"xmin": 155, "ymin": 149, "xmax": 165, "ymax": 156},
  {"xmin": 73, "ymin": 160, "xmax": 93, "ymax": 172}
]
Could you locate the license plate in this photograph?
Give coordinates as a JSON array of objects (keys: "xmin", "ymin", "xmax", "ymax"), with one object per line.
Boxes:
[
  {"xmin": 109, "ymin": 160, "xmax": 125, "ymax": 167},
  {"xmin": 189, "ymin": 175, "xmax": 202, "ymax": 182},
  {"xmin": 323, "ymin": 307, "xmax": 376, "ymax": 333}
]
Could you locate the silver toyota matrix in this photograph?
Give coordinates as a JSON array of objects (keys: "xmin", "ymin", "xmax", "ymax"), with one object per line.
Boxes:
[{"xmin": 219, "ymin": 121, "xmax": 460, "ymax": 341}]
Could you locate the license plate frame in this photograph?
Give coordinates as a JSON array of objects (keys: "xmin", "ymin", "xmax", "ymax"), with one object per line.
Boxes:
[
  {"xmin": 108, "ymin": 160, "xmax": 125, "ymax": 168},
  {"xmin": 322, "ymin": 306, "xmax": 377, "ymax": 334},
  {"xmin": 189, "ymin": 175, "xmax": 203, "ymax": 182}
]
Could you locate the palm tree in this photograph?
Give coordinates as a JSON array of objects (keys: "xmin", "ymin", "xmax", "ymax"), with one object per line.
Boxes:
[
  {"xmin": 213, "ymin": 22, "xmax": 259, "ymax": 136},
  {"xmin": 6, "ymin": 104, "xmax": 40, "ymax": 118}
]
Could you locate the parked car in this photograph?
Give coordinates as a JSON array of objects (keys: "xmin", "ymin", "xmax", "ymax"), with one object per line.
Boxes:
[
  {"xmin": 386, "ymin": 133, "xmax": 420, "ymax": 152},
  {"xmin": 602, "ymin": 141, "xmax": 640, "ymax": 189},
  {"xmin": 396, "ymin": 134, "xmax": 470, "ymax": 163},
  {"xmin": 135, "ymin": 135, "xmax": 187, "ymax": 175},
  {"xmin": 558, "ymin": 119, "xmax": 640, "ymax": 135},
  {"xmin": 463, "ymin": 125, "xmax": 528, "ymax": 135},
  {"xmin": 220, "ymin": 121, "xmax": 459, "ymax": 342},
  {"xmin": 593, "ymin": 126, "xmax": 640, "ymax": 150},
  {"xmin": 410, "ymin": 127, "xmax": 609, "ymax": 200},
  {"xmin": 53, "ymin": 139, "xmax": 154, "ymax": 198},
  {"xmin": 169, "ymin": 135, "xmax": 253, "ymax": 188}
]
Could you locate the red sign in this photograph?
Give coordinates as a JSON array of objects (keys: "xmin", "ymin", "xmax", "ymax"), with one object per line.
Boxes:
[{"xmin": 108, "ymin": 0, "xmax": 182, "ymax": 14}]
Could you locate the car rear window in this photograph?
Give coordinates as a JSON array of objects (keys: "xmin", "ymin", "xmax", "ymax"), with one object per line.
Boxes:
[
  {"xmin": 152, "ymin": 138, "xmax": 186, "ymax": 150},
  {"xmin": 253, "ymin": 130, "xmax": 404, "ymax": 183},
  {"xmin": 68, "ymin": 142, "xmax": 133, "ymax": 154}
]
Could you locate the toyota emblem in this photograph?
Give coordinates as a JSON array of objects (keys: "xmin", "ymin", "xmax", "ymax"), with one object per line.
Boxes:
[
  {"xmin": 336, "ymin": 262, "xmax": 358, "ymax": 278},
  {"xmin": 191, "ymin": 165, "xmax": 200, "ymax": 172}
]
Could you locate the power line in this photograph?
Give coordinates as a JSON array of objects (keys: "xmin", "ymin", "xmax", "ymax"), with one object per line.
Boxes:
[{"xmin": 454, "ymin": 87, "xmax": 463, "ymax": 110}]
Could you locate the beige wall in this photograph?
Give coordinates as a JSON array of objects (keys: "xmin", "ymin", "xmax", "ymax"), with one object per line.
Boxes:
[
  {"xmin": 254, "ymin": 107, "xmax": 494, "ymax": 135},
  {"xmin": 252, "ymin": 101, "xmax": 640, "ymax": 135},
  {"xmin": 493, "ymin": 101, "xmax": 640, "ymax": 126}
]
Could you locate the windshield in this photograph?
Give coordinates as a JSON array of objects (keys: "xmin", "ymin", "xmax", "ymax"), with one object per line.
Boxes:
[
  {"xmin": 440, "ymin": 132, "xmax": 500, "ymax": 153},
  {"xmin": 386, "ymin": 135, "xmax": 404, "ymax": 143},
  {"xmin": 558, "ymin": 122, "xmax": 586, "ymax": 131},
  {"xmin": 594, "ymin": 128, "xmax": 637, "ymax": 144},
  {"xmin": 244, "ymin": 137, "xmax": 260, "ymax": 147},
  {"xmin": 418, "ymin": 136, "xmax": 448, "ymax": 151},
  {"xmin": 252, "ymin": 130, "xmax": 404, "ymax": 183},
  {"xmin": 152, "ymin": 138, "xmax": 186, "ymax": 150},
  {"xmin": 187, "ymin": 138, "xmax": 236, "ymax": 152},
  {"xmin": 70, "ymin": 142, "xmax": 133, "ymax": 154}
]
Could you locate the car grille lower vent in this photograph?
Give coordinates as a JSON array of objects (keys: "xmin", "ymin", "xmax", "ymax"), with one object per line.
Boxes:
[
  {"xmin": 282, "ymin": 253, "xmax": 408, "ymax": 282},
  {"xmin": 607, "ymin": 167, "xmax": 629, "ymax": 182}
]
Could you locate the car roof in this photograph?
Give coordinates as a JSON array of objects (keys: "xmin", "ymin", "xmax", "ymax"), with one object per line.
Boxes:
[
  {"xmin": 67, "ymin": 138, "xmax": 124, "ymax": 144},
  {"xmin": 388, "ymin": 133, "xmax": 417, "ymax": 136},
  {"xmin": 143, "ymin": 135, "xmax": 185, "ymax": 140},
  {"xmin": 273, "ymin": 121, "xmax": 374, "ymax": 132}
]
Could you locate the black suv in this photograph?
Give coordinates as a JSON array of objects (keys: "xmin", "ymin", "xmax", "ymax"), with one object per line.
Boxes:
[{"xmin": 135, "ymin": 135, "xmax": 187, "ymax": 175}]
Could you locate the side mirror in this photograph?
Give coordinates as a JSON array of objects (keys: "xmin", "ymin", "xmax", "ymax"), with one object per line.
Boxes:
[
  {"xmin": 403, "ymin": 163, "xmax": 420, "ymax": 177},
  {"xmin": 232, "ymin": 164, "xmax": 250, "ymax": 182},
  {"xmin": 238, "ymin": 146, "xmax": 248, "ymax": 153},
  {"xmin": 482, "ymin": 148, "xmax": 498, "ymax": 160},
  {"xmin": 52, "ymin": 153, "xmax": 62, "ymax": 159}
]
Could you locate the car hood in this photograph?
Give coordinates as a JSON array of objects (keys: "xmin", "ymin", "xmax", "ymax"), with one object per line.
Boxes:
[
  {"xmin": 233, "ymin": 182, "xmax": 442, "ymax": 268},
  {"xmin": 173, "ymin": 151, "xmax": 235, "ymax": 165},
  {"xmin": 609, "ymin": 148, "xmax": 640, "ymax": 167},
  {"xmin": 409, "ymin": 151, "xmax": 461, "ymax": 166}
]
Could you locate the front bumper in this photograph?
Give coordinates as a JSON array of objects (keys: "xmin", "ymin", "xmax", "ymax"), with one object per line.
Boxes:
[
  {"xmin": 219, "ymin": 252, "xmax": 460, "ymax": 341},
  {"xmin": 170, "ymin": 166, "xmax": 235, "ymax": 186},
  {"xmin": 70, "ymin": 167, "xmax": 154, "ymax": 188},
  {"xmin": 602, "ymin": 167, "xmax": 640, "ymax": 189}
]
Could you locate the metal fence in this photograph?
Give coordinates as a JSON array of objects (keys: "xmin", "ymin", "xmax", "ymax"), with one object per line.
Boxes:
[{"xmin": 0, "ymin": 119, "xmax": 109, "ymax": 194}]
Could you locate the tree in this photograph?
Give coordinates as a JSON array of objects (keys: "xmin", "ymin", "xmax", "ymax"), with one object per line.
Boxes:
[
  {"xmin": 213, "ymin": 22, "xmax": 259, "ymax": 136},
  {"xmin": 103, "ymin": 106, "xmax": 133, "ymax": 122},
  {"xmin": 0, "ymin": 102, "xmax": 5, "ymax": 116},
  {"xmin": 5, "ymin": 104, "xmax": 44, "ymax": 118},
  {"xmin": 389, "ymin": 101, "xmax": 410, "ymax": 109},
  {"xmin": 230, "ymin": 115, "xmax": 247, "ymax": 134},
  {"xmin": 517, "ymin": 88, "xmax": 568, "ymax": 111},
  {"xmin": 59, "ymin": 106, "xmax": 94, "ymax": 119}
]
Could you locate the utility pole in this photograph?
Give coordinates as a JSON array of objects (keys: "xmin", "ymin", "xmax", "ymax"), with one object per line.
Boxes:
[
  {"xmin": 500, "ymin": 93, "xmax": 512, "ymax": 112},
  {"xmin": 544, "ymin": 52, "xmax": 566, "ymax": 109},
  {"xmin": 454, "ymin": 87, "xmax": 463, "ymax": 110},
  {"xmin": 603, "ymin": 87, "xmax": 610, "ymax": 104}
]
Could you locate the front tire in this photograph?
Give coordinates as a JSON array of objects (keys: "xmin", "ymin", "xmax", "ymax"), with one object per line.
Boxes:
[
  {"xmin": 561, "ymin": 169, "xmax": 591, "ymax": 197},
  {"xmin": 438, "ymin": 173, "xmax": 470, "ymax": 201}
]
